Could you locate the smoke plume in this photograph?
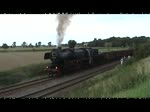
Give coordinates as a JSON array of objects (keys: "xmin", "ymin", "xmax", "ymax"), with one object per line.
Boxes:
[{"xmin": 56, "ymin": 14, "xmax": 73, "ymax": 46}]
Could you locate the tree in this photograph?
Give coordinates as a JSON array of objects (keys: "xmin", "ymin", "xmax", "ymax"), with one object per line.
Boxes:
[
  {"xmin": 2, "ymin": 43, "xmax": 9, "ymax": 49},
  {"xmin": 68, "ymin": 40, "xmax": 77, "ymax": 48},
  {"xmin": 48, "ymin": 42, "xmax": 51, "ymax": 47},
  {"xmin": 93, "ymin": 38, "xmax": 98, "ymax": 47},
  {"xmin": 134, "ymin": 43, "xmax": 150, "ymax": 60},
  {"xmin": 94, "ymin": 38, "xmax": 97, "ymax": 41},
  {"xmin": 105, "ymin": 42, "xmax": 112, "ymax": 51},
  {"xmin": 35, "ymin": 43, "xmax": 38, "ymax": 47},
  {"xmin": 38, "ymin": 42, "xmax": 41, "ymax": 47},
  {"xmin": 12, "ymin": 42, "xmax": 16, "ymax": 48},
  {"xmin": 29, "ymin": 43, "xmax": 34, "ymax": 48},
  {"xmin": 22, "ymin": 42, "xmax": 27, "ymax": 47}
]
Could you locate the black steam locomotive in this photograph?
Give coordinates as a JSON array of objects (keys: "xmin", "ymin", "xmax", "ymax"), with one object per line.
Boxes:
[{"xmin": 44, "ymin": 47, "xmax": 133, "ymax": 77}]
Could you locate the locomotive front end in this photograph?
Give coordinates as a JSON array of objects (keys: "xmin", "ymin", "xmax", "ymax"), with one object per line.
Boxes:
[
  {"xmin": 44, "ymin": 47, "xmax": 63, "ymax": 77},
  {"xmin": 45, "ymin": 64, "xmax": 62, "ymax": 77}
]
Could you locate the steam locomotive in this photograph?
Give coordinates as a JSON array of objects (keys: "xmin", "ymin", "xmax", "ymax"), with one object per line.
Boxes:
[{"xmin": 44, "ymin": 47, "xmax": 133, "ymax": 77}]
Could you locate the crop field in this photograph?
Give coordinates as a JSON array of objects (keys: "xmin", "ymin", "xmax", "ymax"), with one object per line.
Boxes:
[
  {"xmin": 0, "ymin": 47, "xmax": 53, "ymax": 52},
  {"xmin": 0, "ymin": 51, "xmax": 50, "ymax": 71},
  {"xmin": 0, "ymin": 47, "xmax": 127, "ymax": 52}
]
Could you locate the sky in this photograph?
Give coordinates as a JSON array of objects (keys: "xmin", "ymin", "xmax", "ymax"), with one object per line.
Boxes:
[{"xmin": 0, "ymin": 14, "xmax": 150, "ymax": 46}]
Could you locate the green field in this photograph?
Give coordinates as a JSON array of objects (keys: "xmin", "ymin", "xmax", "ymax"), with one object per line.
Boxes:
[{"xmin": 61, "ymin": 56, "xmax": 150, "ymax": 98}]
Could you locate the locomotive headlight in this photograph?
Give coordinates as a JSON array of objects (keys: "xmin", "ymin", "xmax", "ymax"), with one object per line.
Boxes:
[
  {"xmin": 46, "ymin": 66, "xmax": 49, "ymax": 69},
  {"xmin": 55, "ymin": 67, "xmax": 58, "ymax": 69}
]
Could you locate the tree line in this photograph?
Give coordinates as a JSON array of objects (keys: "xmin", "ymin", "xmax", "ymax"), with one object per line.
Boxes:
[
  {"xmin": 88, "ymin": 36, "xmax": 150, "ymax": 48},
  {"xmin": 67, "ymin": 36, "xmax": 150, "ymax": 60},
  {"xmin": 0, "ymin": 41, "xmax": 52, "ymax": 49},
  {"xmin": 1, "ymin": 36, "xmax": 150, "ymax": 52},
  {"xmin": 87, "ymin": 36, "xmax": 150, "ymax": 59},
  {"xmin": 0, "ymin": 36, "xmax": 150, "ymax": 60}
]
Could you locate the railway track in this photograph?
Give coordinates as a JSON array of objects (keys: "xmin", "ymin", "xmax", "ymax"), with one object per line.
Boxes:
[
  {"xmin": 20, "ymin": 61, "xmax": 120, "ymax": 98},
  {"xmin": 0, "ymin": 75, "xmax": 51, "ymax": 97}
]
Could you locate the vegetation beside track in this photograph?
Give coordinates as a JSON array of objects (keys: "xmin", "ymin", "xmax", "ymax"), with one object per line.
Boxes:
[
  {"xmin": 62, "ymin": 57, "xmax": 150, "ymax": 98},
  {"xmin": 0, "ymin": 62, "xmax": 49, "ymax": 87}
]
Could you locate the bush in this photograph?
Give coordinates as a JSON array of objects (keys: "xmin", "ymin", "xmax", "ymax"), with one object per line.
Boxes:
[
  {"xmin": 68, "ymin": 40, "xmax": 77, "ymax": 48},
  {"xmin": 0, "ymin": 62, "xmax": 49, "ymax": 86},
  {"xmin": 134, "ymin": 43, "xmax": 150, "ymax": 60},
  {"xmin": 124, "ymin": 57, "xmax": 135, "ymax": 66},
  {"xmin": 1, "ymin": 43, "xmax": 9, "ymax": 49}
]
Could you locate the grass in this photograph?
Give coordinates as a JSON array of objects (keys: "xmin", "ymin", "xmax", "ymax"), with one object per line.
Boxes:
[
  {"xmin": 96, "ymin": 47, "xmax": 128, "ymax": 52},
  {"xmin": 62, "ymin": 56, "xmax": 150, "ymax": 98},
  {"xmin": 113, "ymin": 57, "xmax": 150, "ymax": 98},
  {"xmin": 0, "ymin": 62, "xmax": 49, "ymax": 87},
  {"xmin": 113, "ymin": 77, "xmax": 150, "ymax": 98}
]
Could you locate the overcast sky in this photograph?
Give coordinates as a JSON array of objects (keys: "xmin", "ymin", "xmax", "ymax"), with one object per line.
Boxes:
[{"xmin": 0, "ymin": 14, "xmax": 150, "ymax": 46}]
